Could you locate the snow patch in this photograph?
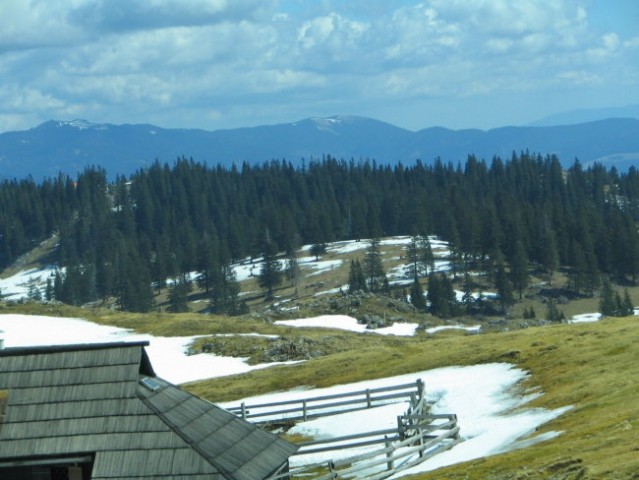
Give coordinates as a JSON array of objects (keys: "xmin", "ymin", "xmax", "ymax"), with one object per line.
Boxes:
[
  {"xmin": 274, "ymin": 314, "xmax": 419, "ymax": 336},
  {"xmin": 0, "ymin": 314, "xmax": 295, "ymax": 384},
  {"xmin": 220, "ymin": 364, "xmax": 571, "ymax": 476}
]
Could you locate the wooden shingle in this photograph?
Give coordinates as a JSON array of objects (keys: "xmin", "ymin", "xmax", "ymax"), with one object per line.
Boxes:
[{"xmin": 0, "ymin": 341, "xmax": 297, "ymax": 479}]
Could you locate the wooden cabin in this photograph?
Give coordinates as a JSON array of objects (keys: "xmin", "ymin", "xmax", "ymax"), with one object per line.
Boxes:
[{"xmin": 0, "ymin": 341, "xmax": 297, "ymax": 479}]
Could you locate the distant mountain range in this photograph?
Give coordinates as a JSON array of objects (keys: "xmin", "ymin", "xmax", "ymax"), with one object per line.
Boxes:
[{"xmin": 1, "ymin": 115, "xmax": 639, "ymax": 179}]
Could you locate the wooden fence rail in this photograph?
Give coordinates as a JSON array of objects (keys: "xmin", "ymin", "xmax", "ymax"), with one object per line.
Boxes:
[
  {"xmin": 255, "ymin": 379, "xmax": 461, "ymax": 480},
  {"xmin": 227, "ymin": 380, "xmax": 424, "ymax": 425}
]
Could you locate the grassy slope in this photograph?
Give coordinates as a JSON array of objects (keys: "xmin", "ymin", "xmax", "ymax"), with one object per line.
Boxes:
[
  {"xmin": 1, "ymin": 302, "xmax": 637, "ymax": 478},
  {"xmin": 3, "ymin": 235, "xmax": 639, "ymax": 479},
  {"xmin": 185, "ymin": 316, "xmax": 639, "ymax": 480}
]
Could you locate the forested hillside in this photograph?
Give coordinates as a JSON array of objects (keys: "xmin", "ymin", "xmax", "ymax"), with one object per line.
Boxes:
[{"xmin": 3, "ymin": 153, "xmax": 639, "ymax": 312}]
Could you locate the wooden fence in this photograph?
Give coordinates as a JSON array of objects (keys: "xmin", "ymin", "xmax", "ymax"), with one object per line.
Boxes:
[
  {"xmin": 227, "ymin": 379, "xmax": 461, "ymax": 480},
  {"xmin": 227, "ymin": 379, "xmax": 425, "ymax": 427}
]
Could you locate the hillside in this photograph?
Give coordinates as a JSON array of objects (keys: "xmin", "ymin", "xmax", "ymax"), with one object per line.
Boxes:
[
  {"xmin": 186, "ymin": 312, "xmax": 639, "ymax": 480},
  {"xmin": 1, "ymin": 294, "xmax": 637, "ymax": 479},
  {"xmin": 1, "ymin": 116, "xmax": 639, "ymax": 179},
  {"xmin": 2, "ymin": 228, "xmax": 639, "ymax": 478},
  {"xmin": 0, "ymin": 233, "xmax": 613, "ymax": 333}
]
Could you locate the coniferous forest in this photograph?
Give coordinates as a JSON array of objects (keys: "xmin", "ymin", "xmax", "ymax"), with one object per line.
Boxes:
[{"xmin": 3, "ymin": 153, "xmax": 639, "ymax": 312}]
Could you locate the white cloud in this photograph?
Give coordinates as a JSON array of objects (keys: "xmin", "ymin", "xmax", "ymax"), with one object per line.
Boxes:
[{"xmin": 0, "ymin": 0, "xmax": 637, "ymax": 133}]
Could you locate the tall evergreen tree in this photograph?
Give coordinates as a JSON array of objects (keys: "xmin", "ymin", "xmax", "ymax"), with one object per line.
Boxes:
[
  {"xmin": 509, "ymin": 239, "xmax": 529, "ymax": 299},
  {"xmin": 364, "ymin": 237, "xmax": 386, "ymax": 292},
  {"xmin": 418, "ymin": 235, "xmax": 436, "ymax": 276},
  {"xmin": 409, "ymin": 278, "xmax": 426, "ymax": 310},
  {"xmin": 599, "ymin": 279, "xmax": 616, "ymax": 317},
  {"xmin": 405, "ymin": 235, "xmax": 420, "ymax": 280},
  {"xmin": 167, "ymin": 275, "xmax": 191, "ymax": 313},
  {"xmin": 348, "ymin": 259, "xmax": 367, "ymax": 293},
  {"xmin": 495, "ymin": 262, "xmax": 514, "ymax": 313},
  {"xmin": 427, "ymin": 273, "xmax": 458, "ymax": 318},
  {"xmin": 258, "ymin": 238, "xmax": 282, "ymax": 299}
]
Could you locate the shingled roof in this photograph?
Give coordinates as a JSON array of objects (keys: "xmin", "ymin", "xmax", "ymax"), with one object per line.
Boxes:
[{"xmin": 0, "ymin": 341, "xmax": 297, "ymax": 479}]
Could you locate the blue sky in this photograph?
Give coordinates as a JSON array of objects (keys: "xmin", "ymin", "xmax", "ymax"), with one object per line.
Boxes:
[{"xmin": 1, "ymin": 0, "xmax": 638, "ymax": 133}]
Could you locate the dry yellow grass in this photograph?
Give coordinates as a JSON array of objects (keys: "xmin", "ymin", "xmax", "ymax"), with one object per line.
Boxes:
[{"xmin": 186, "ymin": 316, "xmax": 639, "ymax": 480}]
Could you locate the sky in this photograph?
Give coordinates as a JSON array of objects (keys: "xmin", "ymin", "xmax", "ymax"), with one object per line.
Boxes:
[{"xmin": 1, "ymin": 0, "xmax": 638, "ymax": 133}]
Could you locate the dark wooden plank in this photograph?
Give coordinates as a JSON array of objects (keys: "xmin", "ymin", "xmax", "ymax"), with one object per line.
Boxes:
[
  {"xmin": 0, "ymin": 346, "xmax": 142, "ymax": 373},
  {"xmin": 6, "ymin": 398, "xmax": 148, "ymax": 422},
  {"xmin": 6, "ymin": 382, "xmax": 137, "ymax": 405}
]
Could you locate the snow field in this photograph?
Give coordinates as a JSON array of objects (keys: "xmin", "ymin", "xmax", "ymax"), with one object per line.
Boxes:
[{"xmin": 0, "ymin": 313, "xmax": 572, "ymax": 476}]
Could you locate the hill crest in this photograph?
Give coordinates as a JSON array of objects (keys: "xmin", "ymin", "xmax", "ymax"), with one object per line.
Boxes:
[{"xmin": 1, "ymin": 116, "xmax": 639, "ymax": 179}]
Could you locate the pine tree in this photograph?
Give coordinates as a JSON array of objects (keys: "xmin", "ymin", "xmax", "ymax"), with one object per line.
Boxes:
[
  {"xmin": 509, "ymin": 239, "xmax": 529, "ymax": 299},
  {"xmin": 622, "ymin": 289, "xmax": 634, "ymax": 316},
  {"xmin": 210, "ymin": 264, "xmax": 241, "ymax": 314},
  {"xmin": 405, "ymin": 235, "xmax": 420, "ymax": 280},
  {"xmin": 540, "ymin": 229, "xmax": 559, "ymax": 284},
  {"xmin": 45, "ymin": 278, "xmax": 54, "ymax": 301},
  {"xmin": 546, "ymin": 300, "xmax": 564, "ymax": 322},
  {"xmin": 427, "ymin": 273, "xmax": 458, "ymax": 318},
  {"xmin": 348, "ymin": 259, "xmax": 367, "ymax": 293},
  {"xmin": 599, "ymin": 279, "xmax": 616, "ymax": 317},
  {"xmin": 258, "ymin": 238, "xmax": 282, "ymax": 299},
  {"xmin": 364, "ymin": 237, "xmax": 386, "ymax": 292},
  {"xmin": 461, "ymin": 272, "xmax": 474, "ymax": 313},
  {"xmin": 286, "ymin": 249, "xmax": 301, "ymax": 296},
  {"xmin": 167, "ymin": 275, "xmax": 191, "ymax": 313},
  {"xmin": 418, "ymin": 236, "xmax": 435, "ymax": 276},
  {"xmin": 495, "ymin": 262, "xmax": 514, "ymax": 313},
  {"xmin": 310, "ymin": 243, "xmax": 327, "ymax": 261},
  {"xmin": 28, "ymin": 283, "xmax": 42, "ymax": 301},
  {"xmin": 409, "ymin": 278, "xmax": 426, "ymax": 310}
]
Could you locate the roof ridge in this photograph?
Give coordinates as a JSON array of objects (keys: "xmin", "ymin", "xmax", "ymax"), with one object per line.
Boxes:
[{"xmin": 0, "ymin": 341, "xmax": 150, "ymax": 357}]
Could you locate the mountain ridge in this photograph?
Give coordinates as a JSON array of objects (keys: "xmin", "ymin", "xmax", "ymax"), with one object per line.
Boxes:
[{"xmin": 1, "ymin": 115, "xmax": 638, "ymax": 179}]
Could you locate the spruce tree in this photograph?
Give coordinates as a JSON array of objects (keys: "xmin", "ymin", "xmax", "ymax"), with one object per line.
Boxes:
[
  {"xmin": 286, "ymin": 249, "xmax": 301, "ymax": 296},
  {"xmin": 209, "ymin": 264, "xmax": 241, "ymax": 314},
  {"xmin": 495, "ymin": 262, "xmax": 514, "ymax": 313},
  {"xmin": 258, "ymin": 238, "xmax": 282, "ymax": 299},
  {"xmin": 410, "ymin": 278, "xmax": 426, "ymax": 310},
  {"xmin": 509, "ymin": 239, "xmax": 529, "ymax": 299},
  {"xmin": 348, "ymin": 259, "xmax": 367, "ymax": 293},
  {"xmin": 418, "ymin": 235, "xmax": 435, "ymax": 276},
  {"xmin": 427, "ymin": 273, "xmax": 458, "ymax": 317},
  {"xmin": 599, "ymin": 279, "xmax": 616, "ymax": 317},
  {"xmin": 364, "ymin": 237, "xmax": 386, "ymax": 292},
  {"xmin": 406, "ymin": 235, "xmax": 420, "ymax": 280},
  {"xmin": 167, "ymin": 275, "xmax": 191, "ymax": 313},
  {"xmin": 461, "ymin": 272, "xmax": 474, "ymax": 313},
  {"xmin": 310, "ymin": 243, "xmax": 327, "ymax": 261},
  {"xmin": 540, "ymin": 229, "xmax": 559, "ymax": 284},
  {"xmin": 45, "ymin": 278, "xmax": 54, "ymax": 301},
  {"xmin": 622, "ymin": 289, "xmax": 634, "ymax": 316}
]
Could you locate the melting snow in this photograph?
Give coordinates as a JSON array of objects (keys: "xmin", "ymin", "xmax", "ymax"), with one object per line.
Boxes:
[
  {"xmin": 274, "ymin": 314, "xmax": 419, "ymax": 336},
  {"xmin": 0, "ymin": 314, "xmax": 294, "ymax": 384},
  {"xmin": 219, "ymin": 364, "xmax": 571, "ymax": 477},
  {"xmin": 0, "ymin": 313, "xmax": 571, "ymax": 476}
]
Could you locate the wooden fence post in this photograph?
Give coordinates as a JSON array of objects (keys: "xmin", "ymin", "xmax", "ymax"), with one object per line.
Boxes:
[
  {"xmin": 416, "ymin": 379, "xmax": 424, "ymax": 400},
  {"xmin": 385, "ymin": 436, "xmax": 394, "ymax": 472},
  {"xmin": 366, "ymin": 389, "xmax": 371, "ymax": 408},
  {"xmin": 328, "ymin": 460, "xmax": 337, "ymax": 479},
  {"xmin": 303, "ymin": 401, "xmax": 308, "ymax": 421},
  {"xmin": 241, "ymin": 402, "xmax": 247, "ymax": 420}
]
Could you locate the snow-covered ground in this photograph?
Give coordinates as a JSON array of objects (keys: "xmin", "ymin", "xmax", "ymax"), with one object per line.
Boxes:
[
  {"xmin": 219, "ymin": 364, "xmax": 571, "ymax": 477},
  {"xmin": 0, "ymin": 312, "xmax": 572, "ymax": 476},
  {"xmin": 275, "ymin": 314, "xmax": 483, "ymax": 336},
  {"xmin": 0, "ymin": 266, "xmax": 58, "ymax": 301},
  {"xmin": 274, "ymin": 314, "xmax": 420, "ymax": 336},
  {"xmin": 0, "ymin": 314, "xmax": 295, "ymax": 384},
  {"xmin": 569, "ymin": 312, "xmax": 602, "ymax": 323}
]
